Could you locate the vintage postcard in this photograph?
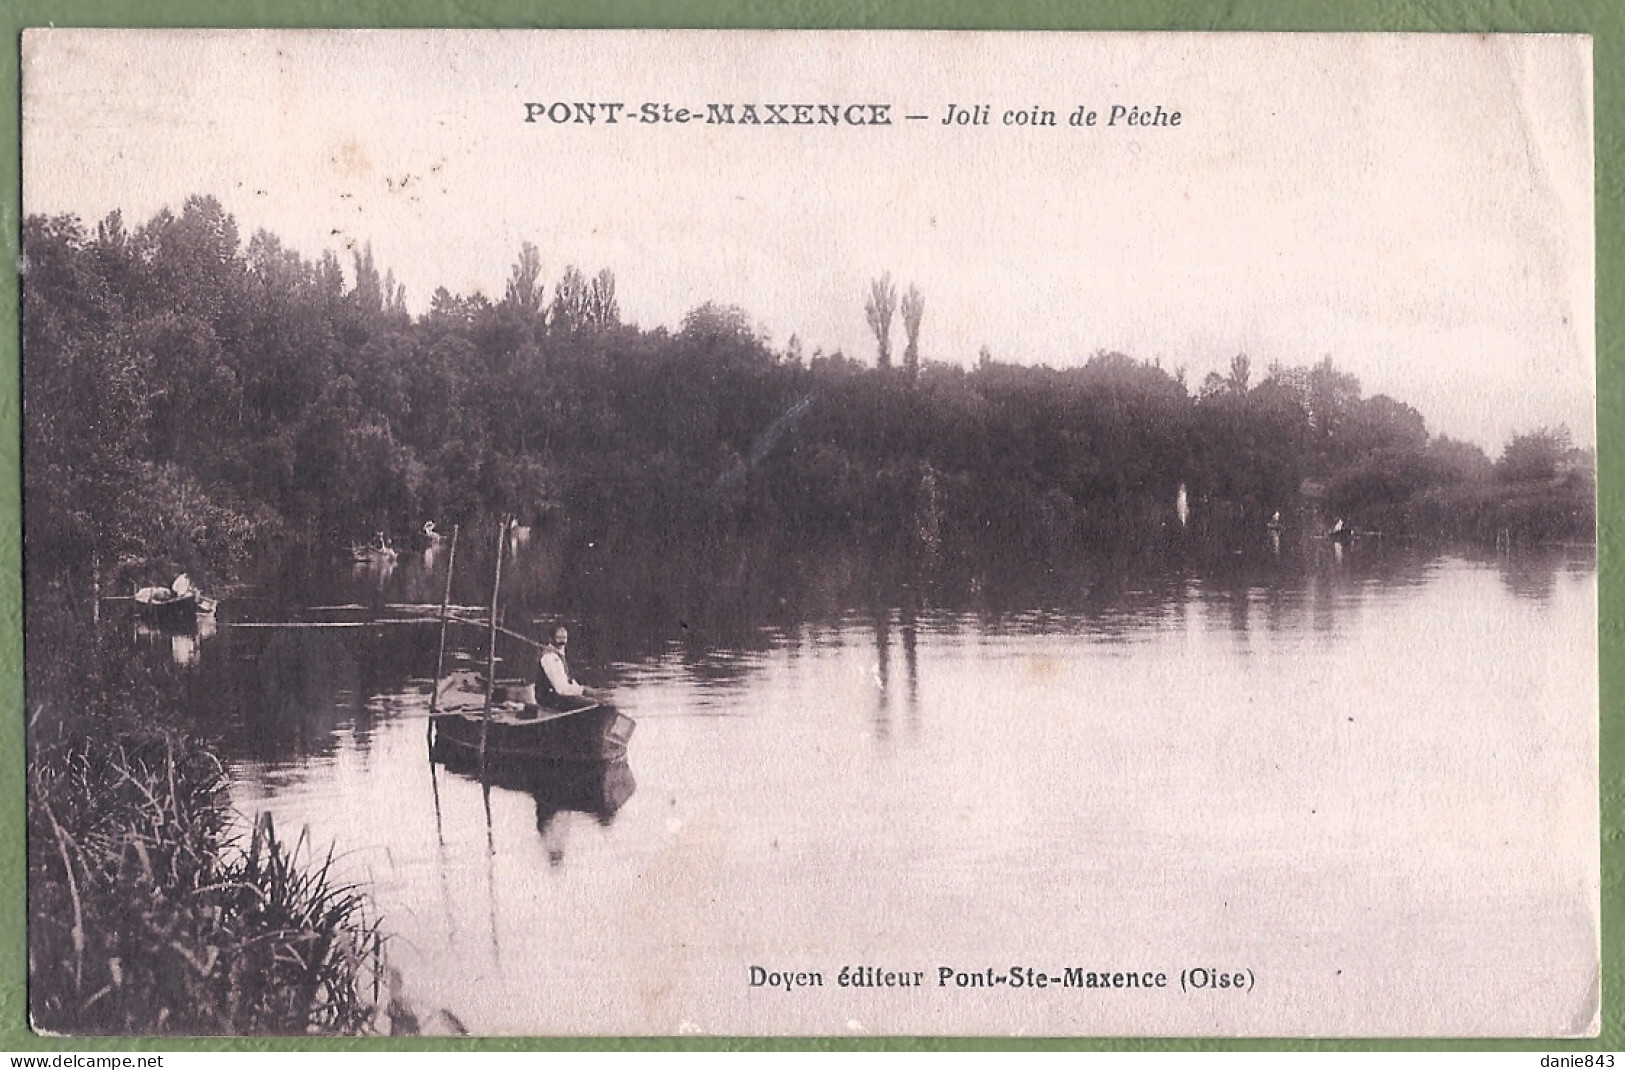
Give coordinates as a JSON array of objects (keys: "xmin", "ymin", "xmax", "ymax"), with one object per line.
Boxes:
[{"xmin": 20, "ymin": 31, "xmax": 1596, "ymax": 1037}]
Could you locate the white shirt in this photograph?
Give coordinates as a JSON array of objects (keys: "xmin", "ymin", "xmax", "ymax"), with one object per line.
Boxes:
[{"xmin": 539, "ymin": 647, "xmax": 585, "ymax": 697}]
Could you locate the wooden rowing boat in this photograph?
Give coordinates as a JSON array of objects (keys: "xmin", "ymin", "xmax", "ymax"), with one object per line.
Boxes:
[
  {"xmin": 424, "ymin": 519, "xmax": 635, "ymax": 767},
  {"xmin": 133, "ymin": 585, "xmax": 200, "ymax": 626},
  {"xmin": 428, "ymin": 670, "xmax": 635, "ymax": 763}
]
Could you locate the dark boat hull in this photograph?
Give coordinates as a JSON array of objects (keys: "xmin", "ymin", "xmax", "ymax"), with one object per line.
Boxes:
[
  {"xmin": 430, "ymin": 702, "xmax": 635, "ymax": 763},
  {"xmin": 133, "ymin": 589, "xmax": 199, "ymax": 628}
]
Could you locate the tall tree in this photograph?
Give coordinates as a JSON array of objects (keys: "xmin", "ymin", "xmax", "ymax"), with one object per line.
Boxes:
[
  {"xmin": 503, "ymin": 241, "xmax": 545, "ymax": 318},
  {"xmin": 352, "ymin": 243, "xmax": 383, "ymax": 315},
  {"xmin": 1227, "ymin": 352, "xmax": 1251, "ymax": 394},
  {"xmin": 550, "ymin": 265, "xmax": 589, "ymax": 333},
  {"xmin": 900, "ymin": 284, "xmax": 924, "ymax": 383},
  {"xmin": 1497, "ymin": 426, "xmax": 1571, "ymax": 483},
  {"xmin": 865, "ymin": 273, "xmax": 897, "ymax": 370},
  {"xmin": 1305, "ymin": 356, "xmax": 1363, "ymax": 472},
  {"xmin": 586, "ymin": 268, "xmax": 620, "ymax": 330}
]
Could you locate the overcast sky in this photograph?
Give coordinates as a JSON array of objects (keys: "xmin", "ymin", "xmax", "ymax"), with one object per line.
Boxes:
[{"xmin": 22, "ymin": 30, "xmax": 1594, "ymax": 454}]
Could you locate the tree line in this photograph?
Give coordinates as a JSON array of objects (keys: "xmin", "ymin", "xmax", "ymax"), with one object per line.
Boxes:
[{"xmin": 23, "ymin": 195, "xmax": 1595, "ymax": 590}]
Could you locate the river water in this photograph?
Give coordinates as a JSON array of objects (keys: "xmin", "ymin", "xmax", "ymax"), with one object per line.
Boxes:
[{"xmin": 137, "ymin": 529, "xmax": 1598, "ymax": 1036}]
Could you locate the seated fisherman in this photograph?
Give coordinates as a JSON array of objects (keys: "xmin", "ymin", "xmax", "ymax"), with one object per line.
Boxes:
[{"xmin": 536, "ymin": 622, "xmax": 601, "ymax": 709}]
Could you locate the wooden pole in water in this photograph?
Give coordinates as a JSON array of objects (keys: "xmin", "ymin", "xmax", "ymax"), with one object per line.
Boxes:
[
  {"xmin": 478, "ymin": 518, "xmax": 508, "ymax": 770},
  {"xmin": 90, "ymin": 553, "xmax": 103, "ymax": 662},
  {"xmin": 426, "ymin": 524, "xmax": 460, "ymax": 747}
]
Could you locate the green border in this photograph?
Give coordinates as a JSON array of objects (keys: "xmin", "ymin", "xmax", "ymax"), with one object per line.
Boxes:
[{"xmin": 0, "ymin": 0, "xmax": 1616, "ymax": 1055}]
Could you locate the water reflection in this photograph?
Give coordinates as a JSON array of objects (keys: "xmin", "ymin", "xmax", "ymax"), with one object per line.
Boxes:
[
  {"xmin": 1496, "ymin": 548, "xmax": 1587, "ymax": 603},
  {"xmin": 127, "ymin": 531, "xmax": 1596, "ymax": 1034},
  {"xmin": 169, "ymin": 627, "xmax": 200, "ymax": 667},
  {"xmin": 430, "ymin": 753, "xmax": 637, "ymax": 866},
  {"xmin": 901, "ymin": 587, "xmax": 921, "ymax": 732},
  {"xmin": 133, "ymin": 536, "xmax": 1595, "ymax": 746},
  {"xmin": 872, "ymin": 604, "xmax": 891, "ymax": 741},
  {"xmin": 352, "ymin": 555, "xmax": 397, "ymax": 595},
  {"xmin": 132, "ymin": 608, "xmax": 219, "ymax": 666},
  {"xmin": 250, "ymin": 628, "xmax": 365, "ymax": 761}
]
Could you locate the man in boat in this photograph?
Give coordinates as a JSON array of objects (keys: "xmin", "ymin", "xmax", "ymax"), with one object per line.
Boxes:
[{"xmin": 535, "ymin": 622, "xmax": 603, "ymax": 710}]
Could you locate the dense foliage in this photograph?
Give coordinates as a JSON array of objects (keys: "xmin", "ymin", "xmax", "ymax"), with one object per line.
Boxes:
[{"xmin": 24, "ymin": 196, "xmax": 1594, "ymax": 586}]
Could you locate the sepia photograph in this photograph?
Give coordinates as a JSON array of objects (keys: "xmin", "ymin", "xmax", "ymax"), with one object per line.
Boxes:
[{"xmin": 19, "ymin": 30, "xmax": 1598, "ymax": 1037}]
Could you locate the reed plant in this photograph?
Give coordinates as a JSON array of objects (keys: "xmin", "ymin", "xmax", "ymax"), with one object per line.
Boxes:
[{"xmin": 28, "ymin": 726, "xmax": 382, "ymax": 1035}]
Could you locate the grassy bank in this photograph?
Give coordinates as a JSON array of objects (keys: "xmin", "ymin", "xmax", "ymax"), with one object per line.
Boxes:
[{"xmin": 26, "ymin": 585, "xmax": 383, "ymax": 1036}]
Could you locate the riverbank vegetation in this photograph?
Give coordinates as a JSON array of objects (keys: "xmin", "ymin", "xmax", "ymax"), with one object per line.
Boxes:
[
  {"xmin": 22, "ymin": 196, "xmax": 1596, "ymax": 1032},
  {"xmin": 26, "ymin": 581, "xmax": 383, "ymax": 1034},
  {"xmin": 25, "ymin": 196, "xmax": 1593, "ymax": 593}
]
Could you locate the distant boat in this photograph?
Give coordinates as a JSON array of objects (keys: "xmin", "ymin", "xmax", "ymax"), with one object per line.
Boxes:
[
  {"xmin": 134, "ymin": 573, "xmax": 216, "ymax": 626},
  {"xmin": 429, "ymin": 669, "xmax": 635, "ymax": 763},
  {"xmin": 422, "ymin": 520, "xmax": 446, "ymax": 544},
  {"xmin": 1327, "ymin": 518, "xmax": 1354, "ymax": 545},
  {"xmin": 1266, "ymin": 511, "xmax": 1283, "ymax": 531},
  {"xmin": 133, "ymin": 584, "xmax": 199, "ymax": 626}
]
